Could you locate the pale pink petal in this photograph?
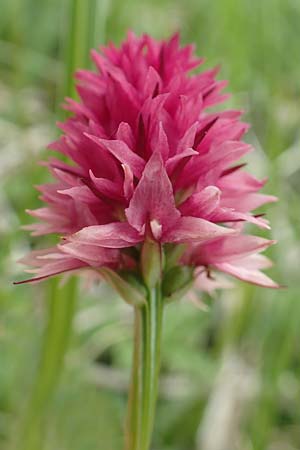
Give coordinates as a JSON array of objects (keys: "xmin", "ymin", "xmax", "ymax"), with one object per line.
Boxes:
[
  {"xmin": 68, "ymin": 222, "xmax": 142, "ymax": 248},
  {"xmin": 219, "ymin": 170, "xmax": 267, "ymax": 192},
  {"xmin": 59, "ymin": 242, "xmax": 119, "ymax": 266},
  {"xmin": 163, "ymin": 216, "xmax": 236, "ymax": 244},
  {"xmin": 214, "ymin": 261, "xmax": 280, "ymax": 288},
  {"xmin": 199, "ymin": 235, "xmax": 276, "ymax": 264},
  {"xmin": 221, "ymin": 192, "xmax": 278, "ymax": 212},
  {"xmin": 15, "ymin": 249, "xmax": 86, "ymax": 284},
  {"xmin": 194, "ymin": 269, "xmax": 234, "ymax": 293},
  {"xmin": 57, "ymin": 185, "xmax": 98, "ymax": 203},
  {"xmin": 122, "ymin": 163, "xmax": 134, "ymax": 200}
]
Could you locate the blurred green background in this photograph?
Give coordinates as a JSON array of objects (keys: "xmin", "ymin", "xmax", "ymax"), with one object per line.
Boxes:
[{"xmin": 1, "ymin": 1, "xmax": 300, "ymax": 449}]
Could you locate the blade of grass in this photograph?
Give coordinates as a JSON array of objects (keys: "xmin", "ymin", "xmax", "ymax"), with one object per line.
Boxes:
[
  {"xmin": 64, "ymin": 0, "xmax": 99, "ymax": 99},
  {"xmin": 17, "ymin": 2, "xmax": 100, "ymax": 449},
  {"xmin": 17, "ymin": 278, "xmax": 77, "ymax": 450}
]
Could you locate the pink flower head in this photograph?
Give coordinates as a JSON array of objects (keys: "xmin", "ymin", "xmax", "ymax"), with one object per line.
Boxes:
[{"xmin": 17, "ymin": 32, "xmax": 279, "ymax": 292}]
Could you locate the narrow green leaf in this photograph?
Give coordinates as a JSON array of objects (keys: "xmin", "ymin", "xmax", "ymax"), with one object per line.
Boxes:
[{"xmin": 99, "ymin": 267, "xmax": 147, "ymax": 307}]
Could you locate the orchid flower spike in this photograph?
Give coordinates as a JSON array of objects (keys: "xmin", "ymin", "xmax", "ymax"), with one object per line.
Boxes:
[{"xmin": 17, "ymin": 32, "xmax": 279, "ymax": 296}]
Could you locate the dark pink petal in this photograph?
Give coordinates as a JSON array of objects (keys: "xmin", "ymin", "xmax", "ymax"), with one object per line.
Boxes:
[
  {"xmin": 203, "ymin": 80, "xmax": 229, "ymax": 108},
  {"xmin": 85, "ymin": 135, "xmax": 145, "ymax": 178},
  {"xmin": 197, "ymin": 119, "xmax": 249, "ymax": 153},
  {"xmin": 143, "ymin": 66, "xmax": 162, "ymax": 98},
  {"xmin": 89, "ymin": 170, "xmax": 122, "ymax": 200},
  {"xmin": 125, "ymin": 151, "xmax": 180, "ymax": 233},
  {"xmin": 63, "ymin": 97, "xmax": 98, "ymax": 122},
  {"xmin": 116, "ymin": 122, "xmax": 135, "ymax": 148},
  {"xmin": 176, "ymin": 122, "xmax": 199, "ymax": 153},
  {"xmin": 43, "ymin": 158, "xmax": 84, "ymax": 178},
  {"xmin": 52, "ymin": 167, "xmax": 79, "ymax": 185},
  {"xmin": 179, "ymin": 140, "xmax": 253, "ymax": 189},
  {"xmin": 166, "ymin": 148, "xmax": 198, "ymax": 176},
  {"xmin": 179, "ymin": 186, "xmax": 221, "ymax": 216},
  {"xmin": 151, "ymin": 121, "xmax": 169, "ymax": 160}
]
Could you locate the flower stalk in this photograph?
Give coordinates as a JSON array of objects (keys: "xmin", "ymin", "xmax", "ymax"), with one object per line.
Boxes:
[{"xmin": 125, "ymin": 284, "xmax": 164, "ymax": 450}]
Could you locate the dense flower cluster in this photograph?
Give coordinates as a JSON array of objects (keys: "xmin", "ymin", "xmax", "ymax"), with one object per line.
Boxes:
[{"xmin": 19, "ymin": 32, "xmax": 278, "ymax": 291}]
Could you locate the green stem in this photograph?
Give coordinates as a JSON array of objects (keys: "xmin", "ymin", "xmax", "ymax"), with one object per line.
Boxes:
[{"xmin": 125, "ymin": 285, "xmax": 164, "ymax": 450}]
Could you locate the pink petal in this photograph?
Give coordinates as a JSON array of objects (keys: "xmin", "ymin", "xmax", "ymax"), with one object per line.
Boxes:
[
  {"xmin": 115, "ymin": 122, "xmax": 135, "ymax": 148},
  {"xmin": 85, "ymin": 134, "xmax": 145, "ymax": 178},
  {"xmin": 67, "ymin": 222, "xmax": 142, "ymax": 248},
  {"xmin": 194, "ymin": 270, "xmax": 234, "ymax": 294},
  {"xmin": 179, "ymin": 186, "xmax": 221, "ymax": 216},
  {"xmin": 122, "ymin": 164, "xmax": 134, "ymax": 200},
  {"xmin": 221, "ymin": 192, "xmax": 278, "ymax": 212},
  {"xmin": 143, "ymin": 66, "xmax": 162, "ymax": 98},
  {"xmin": 151, "ymin": 121, "xmax": 169, "ymax": 160},
  {"xmin": 219, "ymin": 170, "xmax": 267, "ymax": 192},
  {"xmin": 197, "ymin": 119, "xmax": 249, "ymax": 153},
  {"xmin": 198, "ymin": 235, "xmax": 276, "ymax": 265},
  {"xmin": 214, "ymin": 261, "xmax": 280, "ymax": 288},
  {"xmin": 57, "ymin": 185, "xmax": 98, "ymax": 203},
  {"xmin": 176, "ymin": 122, "xmax": 199, "ymax": 153},
  {"xmin": 179, "ymin": 140, "xmax": 252, "ymax": 189},
  {"xmin": 89, "ymin": 170, "xmax": 122, "ymax": 200},
  {"xmin": 209, "ymin": 208, "xmax": 271, "ymax": 229},
  {"xmin": 59, "ymin": 242, "xmax": 119, "ymax": 266},
  {"xmin": 125, "ymin": 151, "xmax": 180, "ymax": 233},
  {"xmin": 163, "ymin": 216, "xmax": 236, "ymax": 244},
  {"xmin": 15, "ymin": 250, "xmax": 86, "ymax": 284},
  {"xmin": 166, "ymin": 148, "xmax": 198, "ymax": 176}
]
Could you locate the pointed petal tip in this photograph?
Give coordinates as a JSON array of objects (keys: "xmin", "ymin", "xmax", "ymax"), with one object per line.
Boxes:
[{"xmin": 13, "ymin": 274, "xmax": 54, "ymax": 285}]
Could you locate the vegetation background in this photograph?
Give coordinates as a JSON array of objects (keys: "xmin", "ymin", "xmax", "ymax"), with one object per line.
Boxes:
[{"xmin": 1, "ymin": 1, "xmax": 300, "ymax": 449}]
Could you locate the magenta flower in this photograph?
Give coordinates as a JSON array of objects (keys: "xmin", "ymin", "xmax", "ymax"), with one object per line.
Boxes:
[{"xmin": 18, "ymin": 32, "xmax": 278, "ymax": 291}]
